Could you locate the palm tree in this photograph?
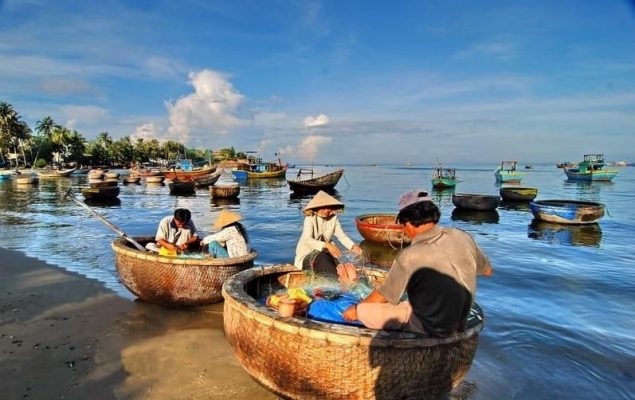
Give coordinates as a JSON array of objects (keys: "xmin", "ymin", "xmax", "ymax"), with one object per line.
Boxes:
[{"xmin": 35, "ymin": 116, "xmax": 55, "ymax": 139}]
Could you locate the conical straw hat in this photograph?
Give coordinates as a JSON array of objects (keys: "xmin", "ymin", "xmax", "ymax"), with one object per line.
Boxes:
[
  {"xmin": 213, "ymin": 210, "xmax": 242, "ymax": 229},
  {"xmin": 304, "ymin": 190, "xmax": 344, "ymax": 212}
]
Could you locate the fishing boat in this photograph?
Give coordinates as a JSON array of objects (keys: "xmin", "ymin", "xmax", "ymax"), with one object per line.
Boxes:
[
  {"xmin": 168, "ymin": 180, "xmax": 196, "ymax": 195},
  {"xmin": 163, "ymin": 159, "xmax": 217, "ymax": 180},
  {"xmin": 232, "ymin": 152, "xmax": 287, "ymax": 179},
  {"xmin": 494, "ymin": 161, "xmax": 524, "ymax": 183},
  {"xmin": 530, "ymin": 200, "xmax": 605, "ymax": 224},
  {"xmin": 89, "ymin": 179, "xmax": 118, "ymax": 188},
  {"xmin": 122, "ymin": 175, "xmax": 141, "ymax": 184},
  {"xmin": 222, "ymin": 264, "xmax": 484, "ymax": 400},
  {"xmin": 499, "ymin": 187, "xmax": 538, "ymax": 202},
  {"xmin": 192, "ymin": 170, "xmax": 222, "ymax": 188},
  {"xmin": 431, "ymin": 166, "xmax": 457, "ymax": 188},
  {"xmin": 81, "ymin": 185, "xmax": 120, "ymax": 201},
  {"xmin": 34, "ymin": 167, "xmax": 76, "ymax": 178},
  {"xmin": 287, "ymin": 168, "xmax": 344, "ymax": 194},
  {"xmin": 112, "ymin": 237, "xmax": 257, "ymax": 307},
  {"xmin": 145, "ymin": 175, "xmax": 165, "ymax": 183},
  {"xmin": 563, "ymin": 154, "xmax": 619, "ymax": 182},
  {"xmin": 355, "ymin": 214, "xmax": 410, "ymax": 247},
  {"xmin": 452, "ymin": 193, "xmax": 500, "ymax": 211}
]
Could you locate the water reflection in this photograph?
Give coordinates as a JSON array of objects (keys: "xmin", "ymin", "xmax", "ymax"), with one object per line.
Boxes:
[
  {"xmin": 562, "ymin": 180, "xmax": 613, "ymax": 201},
  {"xmin": 528, "ymin": 219, "xmax": 602, "ymax": 247},
  {"xmin": 451, "ymin": 209, "xmax": 500, "ymax": 224},
  {"xmin": 359, "ymin": 240, "xmax": 403, "ymax": 269},
  {"xmin": 244, "ymin": 178, "xmax": 287, "ymax": 189},
  {"xmin": 430, "ymin": 187, "xmax": 455, "ymax": 206},
  {"xmin": 499, "ymin": 201, "xmax": 531, "ymax": 213},
  {"xmin": 211, "ymin": 197, "xmax": 241, "ymax": 208},
  {"xmin": 84, "ymin": 198, "xmax": 122, "ymax": 208}
]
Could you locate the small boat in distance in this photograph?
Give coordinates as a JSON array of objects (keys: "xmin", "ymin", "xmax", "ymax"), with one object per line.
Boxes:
[
  {"xmin": 494, "ymin": 161, "xmax": 524, "ymax": 183},
  {"xmin": 564, "ymin": 154, "xmax": 619, "ymax": 182},
  {"xmin": 530, "ymin": 200, "xmax": 605, "ymax": 224},
  {"xmin": 556, "ymin": 161, "xmax": 576, "ymax": 168},
  {"xmin": 500, "ymin": 187, "xmax": 538, "ymax": 202},
  {"xmin": 287, "ymin": 168, "xmax": 344, "ymax": 194},
  {"xmin": 81, "ymin": 185, "xmax": 120, "ymax": 201},
  {"xmin": 232, "ymin": 152, "xmax": 287, "ymax": 179},
  {"xmin": 34, "ymin": 167, "xmax": 76, "ymax": 178},
  {"xmin": 431, "ymin": 166, "xmax": 457, "ymax": 188},
  {"xmin": 452, "ymin": 193, "xmax": 501, "ymax": 211}
]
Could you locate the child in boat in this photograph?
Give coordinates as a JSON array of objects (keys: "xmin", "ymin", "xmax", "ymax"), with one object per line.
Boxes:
[
  {"xmin": 201, "ymin": 210, "xmax": 249, "ymax": 258},
  {"xmin": 294, "ymin": 190, "xmax": 362, "ymax": 278}
]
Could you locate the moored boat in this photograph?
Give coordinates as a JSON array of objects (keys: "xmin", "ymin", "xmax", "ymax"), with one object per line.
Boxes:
[
  {"xmin": 564, "ymin": 154, "xmax": 618, "ymax": 182},
  {"xmin": 431, "ymin": 166, "xmax": 457, "ymax": 188},
  {"xmin": 211, "ymin": 183, "xmax": 240, "ymax": 198},
  {"xmin": 81, "ymin": 185, "xmax": 120, "ymax": 201},
  {"xmin": 145, "ymin": 175, "xmax": 165, "ymax": 183},
  {"xmin": 222, "ymin": 264, "xmax": 484, "ymax": 400},
  {"xmin": 530, "ymin": 199, "xmax": 605, "ymax": 224},
  {"xmin": 112, "ymin": 237, "xmax": 257, "ymax": 306},
  {"xmin": 192, "ymin": 170, "xmax": 222, "ymax": 188},
  {"xmin": 355, "ymin": 213, "xmax": 410, "ymax": 247},
  {"xmin": 168, "ymin": 180, "xmax": 196, "ymax": 195},
  {"xmin": 494, "ymin": 161, "xmax": 524, "ymax": 183},
  {"xmin": 452, "ymin": 193, "xmax": 500, "ymax": 211},
  {"xmin": 163, "ymin": 160, "xmax": 216, "ymax": 180},
  {"xmin": 34, "ymin": 167, "xmax": 76, "ymax": 178},
  {"xmin": 499, "ymin": 187, "xmax": 538, "ymax": 202},
  {"xmin": 287, "ymin": 168, "xmax": 344, "ymax": 194},
  {"xmin": 122, "ymin": 175, "xmax": 141, "ymax": 184}
]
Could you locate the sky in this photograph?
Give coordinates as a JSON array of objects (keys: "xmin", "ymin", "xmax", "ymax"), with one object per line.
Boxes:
[{"xmin": 1, "ymin": 0, "xmax": 634, "ymax": 165}]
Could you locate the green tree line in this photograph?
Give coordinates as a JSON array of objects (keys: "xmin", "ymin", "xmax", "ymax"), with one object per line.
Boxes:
[{"xmin": 0, "ymin": 102, "xmax": 244, "ymax": 168}]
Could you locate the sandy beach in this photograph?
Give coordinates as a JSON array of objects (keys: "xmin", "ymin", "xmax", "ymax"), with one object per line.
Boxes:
[{"xmin": 0, "ymin": 246, "xmax": 275, "ymax": 400}]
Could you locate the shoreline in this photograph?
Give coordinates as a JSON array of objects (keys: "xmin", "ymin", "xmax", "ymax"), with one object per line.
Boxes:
[{"xmin": 0, "ymin": 246, "xmax": 274, "ymax": 399}]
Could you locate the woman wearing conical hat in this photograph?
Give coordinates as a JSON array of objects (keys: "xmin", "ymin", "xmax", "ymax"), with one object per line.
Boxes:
[
  {"xmin": 294, "ymin": 190, "xmax": 362, "ymax": 276},
  {"xmin": 201, "ymin": 210, "xmax": 250, "ymax": 258}
]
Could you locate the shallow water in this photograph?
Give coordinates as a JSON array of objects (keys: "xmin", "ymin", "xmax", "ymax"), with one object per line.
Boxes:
[{"xmin": 0, "ymin": 164, "xmax": 634, "ymax": 399}]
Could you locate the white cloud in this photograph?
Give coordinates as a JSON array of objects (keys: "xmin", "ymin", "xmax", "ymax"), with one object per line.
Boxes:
[
  {"xmin": 278, "ymin": 135, "xmax": 332, "ymax": 162},
  {"xmin": 303, "ymin": 113, "xmax": 330, "ymax": 128},
  {"xmin": 166, "ymin": 69, "xmax": 248, "ymax": 143},
  {"xmin": 130, "ymin": 122, "xmax": 165, "ymax": 141},
  {"xmin": 59, "ymin": 105, "xmax": 108, "ymax": 129}
]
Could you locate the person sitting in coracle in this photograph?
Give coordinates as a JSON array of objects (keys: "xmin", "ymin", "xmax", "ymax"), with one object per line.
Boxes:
[
  {"xmin": 341, "ymin": 199, "xmax": 493, "ymax": 337},
  {"xmin": 294, "ymin": 190, "xmax": 362, "ymax": 278},
  {"xmin": 146, "ymin": 208, "xmax": 200, "ymax": 255},
  {"xmin": 201, "ymin": 210, "xmax": 249, "ymax": 258}
]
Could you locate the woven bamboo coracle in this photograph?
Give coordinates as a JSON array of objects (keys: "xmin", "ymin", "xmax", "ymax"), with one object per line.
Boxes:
[
  {"xmin": 222, "ymin": 264, "xmax": 484, "ymax": 399},
  {"xmin": 211, "ymin": 184, "xmax": 240, "ymax": 198},
  {"xmin": 112, "ymin": 237, "xmax": 257, "ymax": 307}
]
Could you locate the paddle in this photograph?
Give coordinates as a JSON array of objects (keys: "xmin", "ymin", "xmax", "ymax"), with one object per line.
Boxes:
[{"xmin": 63, "ymin": 189, "xmax": 147, "ymax": 252}]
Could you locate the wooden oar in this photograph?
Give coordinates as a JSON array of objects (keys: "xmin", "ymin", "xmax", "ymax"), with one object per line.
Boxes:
[{"xmin": 63, "ymin": 189, "xmax": 147, "ymax": 252}]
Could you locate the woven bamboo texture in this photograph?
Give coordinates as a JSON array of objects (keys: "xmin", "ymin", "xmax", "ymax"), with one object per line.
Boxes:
[
  {"xmin": 211, "ymin": 184, "xmax": 240, "ymax": 198},
  {"xmin": 222, "ymin": 264, "xmax": 483, "ymax": 400},
  {"xmin": 355, "ymin": 214, "xmax": 411, "ymax": 247},
  {"xmin": 112, "ymin": 237, "xmax": 257, "ymax": 307}
]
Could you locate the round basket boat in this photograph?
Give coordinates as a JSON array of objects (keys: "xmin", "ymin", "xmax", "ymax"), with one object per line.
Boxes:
[
  {"xmin": 145, "ymin": 175, "xmax": 165, "ymax": 183},
  {"xmin": 211, "ymin": 183, "xmax": 240, "ymax": 198},
  {"xmin": 530, "ymin": 199, "xmax": 605, "ymax": 224},
  {"xmin": 112, "ymin": 237, "xmax": 257, "ymax": 307},
  {"xmin": 499, "ymin": 186, "xmax": 538, "ymax": 202},
  {"xmin": 452, "ymin": 193, "xmax": 500, "ymax": 211},
  {"xmin": 223, "ymin": 264, "xmax": 484, "ymax": 400},
  {"xmin": 355, "ymin": 213, "xmax": 410, "ymax": 247}
]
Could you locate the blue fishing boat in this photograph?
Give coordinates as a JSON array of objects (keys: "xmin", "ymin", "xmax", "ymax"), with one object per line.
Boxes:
[
  {"xmin": 564, "ymin": 154, "xmax": 618, "ymax": 182},
  {"xmin": 494, "ymin": 161, "xmax": 525, "ymax": 183},
  {"xmin": 530, "ymin": 200, "xmax": 605, "ymax": 224}
]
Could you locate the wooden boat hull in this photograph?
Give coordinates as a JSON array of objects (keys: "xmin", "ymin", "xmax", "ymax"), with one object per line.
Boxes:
[
  {"xmin": 81, "ymin": 186, "xmax": 120, "ymax": 200},
  {"xmin": 123, "ymin": 176, "xmax": 141, "ymax": 184},
  {"xmin": 287, "ymin": 169, "xmax": 343, "ymax": 193},
  {"xmin": 530, "ymin": 200, "xmax": 605, "ymax": 224},
  {"xmin": 163, "ymin": 165, "xmax": 216, "ymax": 180},
  {"xmin": 35, "ymin": 167, "xmax": 76, "ymax": 178},
  {"xmin": 145, "ymin": 175, "xmax": 165, "ymax": 183},
  {"xmin": 192, "ymin": 170, "xmax": 222, "ymax": 188},
  {"xmin": 452, "ymin": 194, "xmax": 500, "ymax": 211},
  {"xmin": 355, "ymin": 214, "xmax": 410, "ymax": 246},
  {"xmin": 246, "ymin": 168, "xmax": 287, "ymax": 179},
  {"xmin": 564, "ymin": 168, "xmax": 618, "ymax": 181},
  {"xmin": 168, "ymin": 181, "xmax": 196, "ymax": 195},
  {"xmin": 222, "ymin": 264, "xmax": 483, "ymax": 400},
  {"xmin": 431, "ymin": 178, "xmax": 457, "ymax": 188},
  {"xmin": 499, "ymin": 187, "xmax": 538, "ymax": 202},
  {"xmin": 112, "ymin": 237, "xmax": 257, "ymax": 307},
  {"xmin": 211, "ymin": 184, "xmax": 240, "ymax": 198}
]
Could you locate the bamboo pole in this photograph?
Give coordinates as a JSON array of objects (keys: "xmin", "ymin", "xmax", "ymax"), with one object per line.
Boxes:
[{"xmin": 63, "ymin": 189, "xmax": 146, "ymax": 252}]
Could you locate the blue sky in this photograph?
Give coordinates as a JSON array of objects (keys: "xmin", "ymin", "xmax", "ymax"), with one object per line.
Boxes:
[{"xmin": 1, "ymin": 0, "xmax": 634, "ymax": 164}]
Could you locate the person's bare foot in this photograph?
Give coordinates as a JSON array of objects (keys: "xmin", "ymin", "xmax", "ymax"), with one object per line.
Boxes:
[{"xmin": 336, "ymin": 263, "xmax": 358, "ymax": 287}]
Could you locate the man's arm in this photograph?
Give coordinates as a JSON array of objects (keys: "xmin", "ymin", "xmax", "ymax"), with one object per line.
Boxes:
[{"xmin": 342, "ymin": 289, "xmax": 387, "ymax": 321}]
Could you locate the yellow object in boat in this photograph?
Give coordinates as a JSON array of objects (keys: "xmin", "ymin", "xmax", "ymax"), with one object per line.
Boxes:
[
  {"xmin": 287, "ymin": 288, "xmax": 312, "ymax": 304},
  {"xmin": 159, "ymin": 247, "xmax": 177, "ymax": 257}
]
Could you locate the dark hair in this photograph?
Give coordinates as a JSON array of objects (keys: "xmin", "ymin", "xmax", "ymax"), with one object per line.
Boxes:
[
  {"xmin": 227, "ymin": 221, "xmax": 249, "ymax": 244},
  {"xmin": 173, "ymin": 208, "xmax": 192, "ymax": 224},
  {"xmin": 396, "ymin": 201, "xmax": 440, "ymax": 227}
]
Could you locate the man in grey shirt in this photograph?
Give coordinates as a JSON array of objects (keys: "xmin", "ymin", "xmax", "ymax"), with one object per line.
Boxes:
[{"xmin": 342, "ymin": 200, "xmax": 493, "ymax": 337}]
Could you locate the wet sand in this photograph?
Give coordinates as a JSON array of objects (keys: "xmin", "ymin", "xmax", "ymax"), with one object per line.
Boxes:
[{"xmin": 0, "ymin": 247, "xmax": 276, "ymax": 400}]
